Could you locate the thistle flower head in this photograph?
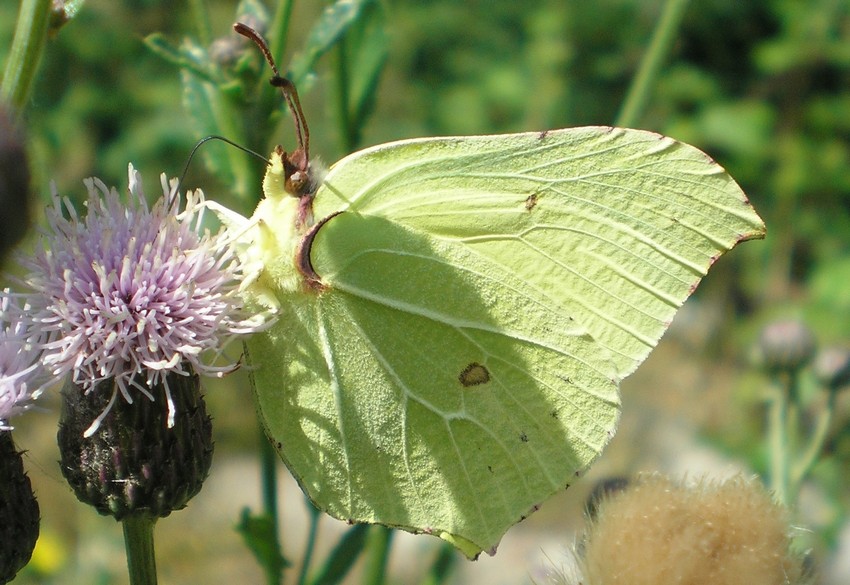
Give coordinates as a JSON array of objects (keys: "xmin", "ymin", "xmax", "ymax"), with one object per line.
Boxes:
[
  {"xmin": 23, "ymin": 164, "xmax": 264, "ymax": 434},
  {"xmin": 0, "ymin": 290, "xmax": 48, "ymax": 430}
]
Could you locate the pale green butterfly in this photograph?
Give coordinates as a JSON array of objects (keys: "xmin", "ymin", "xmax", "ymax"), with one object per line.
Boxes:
[{"xmin": 227, "ymin": 24, "xmax": 765, "ymax": 558}]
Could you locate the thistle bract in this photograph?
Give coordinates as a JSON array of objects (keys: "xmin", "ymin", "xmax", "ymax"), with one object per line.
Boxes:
[
  {"xmin": 0, "ymin": 431, "xmax": 40, "ymax": 584},
  {"xmin": 57, "ymin": 370, "xmax": 213, "ymax": 519}
]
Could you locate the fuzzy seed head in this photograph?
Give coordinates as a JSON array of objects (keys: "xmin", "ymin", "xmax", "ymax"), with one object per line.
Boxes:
[{"xmin": 577, "ymin": 475, "xmax": 806, "ymax": 585}]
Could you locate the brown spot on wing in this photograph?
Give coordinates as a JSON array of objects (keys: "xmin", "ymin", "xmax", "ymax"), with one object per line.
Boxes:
[{"xmin": 459, "ymin": 362, "xmax": 490, "ymax": 387}]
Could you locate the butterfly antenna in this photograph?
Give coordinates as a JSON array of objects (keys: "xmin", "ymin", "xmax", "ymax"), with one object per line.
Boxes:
[
  {"xmin": 271, "ymin": 76, "xmax": 310, "ymax": 165},
  {"xmin": 170, "ymin": 135, "xmax": 270, "ymax": 207},
  {"xmin": 234, "ymin": 22, "xmax": 310, "ymax": 165}
]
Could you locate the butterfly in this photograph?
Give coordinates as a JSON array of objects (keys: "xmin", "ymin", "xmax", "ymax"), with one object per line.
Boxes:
[{"xmin": 229, "ymin": 23, "xmax": 765, "ymax": 558}]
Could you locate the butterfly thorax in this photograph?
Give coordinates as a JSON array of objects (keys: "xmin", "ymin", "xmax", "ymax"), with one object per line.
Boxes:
[{"xmin": 246, "ymin": 146, "xmax": 323, "ymax": 301}]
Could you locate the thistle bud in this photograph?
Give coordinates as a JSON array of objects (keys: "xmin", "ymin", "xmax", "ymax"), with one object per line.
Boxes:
[
  {"xmin": 756, "ymin": 320, "xmax": 816, "ymax": 375},
  {"xmin": 210, "ymin": 13, "xmax": 266, "ymax": 68},
  {"xmin": 57, "ymin": 369, "xmax": 213, "ymax": 520},
  {"xmin": 813, "ymin": 346, "xmax": 850, "ymax": 392},
  {"xmin": 0, "ymin": 431, "xmax": 39, "ymax": 584}
]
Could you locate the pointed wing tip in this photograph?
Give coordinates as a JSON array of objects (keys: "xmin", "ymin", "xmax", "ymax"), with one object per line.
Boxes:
[{"xmin": 438, "ymin": 530, "xmax": 492, "ymax": 560}]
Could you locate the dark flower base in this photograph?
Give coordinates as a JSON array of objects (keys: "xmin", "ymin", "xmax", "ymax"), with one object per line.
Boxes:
[
  {"xmin": 0, "ymin": 431, "xmax": 39, "ymax": 584},
  {"xmin": 57, "ymin": 369, "xmax": 214, "ymax": 520}
]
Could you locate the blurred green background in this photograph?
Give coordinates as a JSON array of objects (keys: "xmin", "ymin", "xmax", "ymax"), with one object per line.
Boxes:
[{"xmin": 2, "ymin": 0, "xmax": 850, "ymax": 583}]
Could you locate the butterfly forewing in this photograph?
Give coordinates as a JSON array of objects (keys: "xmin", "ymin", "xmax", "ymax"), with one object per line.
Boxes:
[{"xmin": 249, "ymin": 126, "xmax": 765, "ymax": 557}]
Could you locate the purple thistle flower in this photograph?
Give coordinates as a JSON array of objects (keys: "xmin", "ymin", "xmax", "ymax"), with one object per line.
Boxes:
[
  {"xmin": 0, "ymin": 290, "xmax": 49, "ymax": 430},
  {"xmin": 23, "ymin": 164, "xmax": 265, "ymax": 435}
]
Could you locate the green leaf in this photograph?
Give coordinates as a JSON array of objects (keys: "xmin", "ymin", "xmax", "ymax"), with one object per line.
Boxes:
[
  {"xmin": 180, "ymin": 69, "xmax": 257, "ymax": 199},
  {"xmin": 418, "ymin": 543, "xmax": 457, "ymax": 585},
  {"xmin": 336, "ymin": 1, "xmax": 388, "ymax": 150},
  {"xmin": 236, "ymin": 508, "xmax": 288, "ymax": 579},
  {"xmin": 308, "ymin": 524, "xmax": 369, "ymax": 585},
  {"xmin": 236, "ymin": 0, "xmax": 270, "ymax": 26},
  {"xmin": 144, "ymin": 33, "xmax": 217, "ymax": 82},
  {"xmin": 243, "ymin": 126, "xmax": 766, "ymax": 558},
  {"xmin": 288, "ymin": 0, "xmax": 375, "ymax": 86}
]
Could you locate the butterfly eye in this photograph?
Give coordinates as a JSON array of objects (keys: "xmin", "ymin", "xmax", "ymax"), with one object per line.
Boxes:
[{"xmin": 289, "ymin": 171, "xmax": 307, "ymax": 191}]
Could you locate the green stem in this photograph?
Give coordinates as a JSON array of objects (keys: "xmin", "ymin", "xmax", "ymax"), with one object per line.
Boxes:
[
  {"xmin": 259, "ymin": 432, "xmax": 279, "ymax": 539},
  {"xmin": 614, "ymin": 0, "xmax": 690, "ymax": 128},
  {"xmin": 363, "ymin": 526, "xmax": 394, "ymax": 585},
  {"xmin": 418, "ymin": 543, "xmax": 457, "ymax": 585},
  {"xmin": 767, "ymin": 381, "xmax": 789, "ymax": 506},
  {"xmin": 789, "ymin": 391, "xmax": 835, "ymax": 498},
  {"xmin": 252, "ymin": 0, "xmax": 294, "ymax": 165},
  {"xmin": 1, "ymin": 0, "xmax": 52, "ymax": 112},
  {"xmin": 122, "ymin": 516, "xmax": 158, "ymax": 585},
  {"xmin": 296, "ymin": 499, "xmax": 321, "ymax": 585},
  {"xmin": 259, "ymin": 427, "xmax": 283, "ymax": 585},
  {"xmin": 189, "ymin": 0, "xmax": 212, "ymax": 47},
  {"xmin": 334, "ymin": 35, "xmax": 355, "ymax": 153},
  {"xmin": 269, "ymin": 0, "xmax": 295, "ymax": 68}
]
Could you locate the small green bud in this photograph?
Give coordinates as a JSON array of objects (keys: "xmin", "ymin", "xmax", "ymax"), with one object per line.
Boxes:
[{"xmin": 57, "ymin": 368, "xmax": 213, "ymax": 520}]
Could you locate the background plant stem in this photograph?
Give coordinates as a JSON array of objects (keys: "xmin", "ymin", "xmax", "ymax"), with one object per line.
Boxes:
[
  {"xmin": 259, "ymin": 427, "xmax": 284, "ymax": 585},
  {"xmin": 334, "ymin": 35, "xmax": 355, "ymax": 153},
  {"xmin": 615, "ymin": 0, "xmax": 690, "ymax": 128},
  {"xmin": 1, "ymin": 0, "xmax": 51, "ymax": 112},
  {"xmin": 363, "ymin": 526, "xmax": 393, "ymax": 585},
  {"xmin": 790, "ymin": 392, "xmax": 834, "ymax": 497},
  {"xmin": 189, "ymin": 0, "xmax": 212, "ymax": 47},
  {"xmin": 767, "ymin": 381, "xmax": 789, "ymax": 506},
  {"xmin": 269, "ymin": 0, "xmax": 295, "ymax": 68},
  {"xmin": 296, "ymin": 500, "xmax": 320, "ymax": 585}
]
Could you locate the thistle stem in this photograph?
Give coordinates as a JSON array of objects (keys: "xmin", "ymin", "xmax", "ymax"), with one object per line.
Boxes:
[
  {"xmin": 767, "ymin": 381, "xmax": 789, "ymax": 506},
  {"xmin": 122, "ymin": 516, "xmax": 158, "ymax": 585},
  {"xmin": 790, "ymin": 391, "xmax": 835, "ymax": 499},
  {"xmin": 615, "ymin": 0, "xmax": 690, "ymax": 128},
  {"xmin": 1, "ymin": 0, "xmax": 52, "ymax": 112}
]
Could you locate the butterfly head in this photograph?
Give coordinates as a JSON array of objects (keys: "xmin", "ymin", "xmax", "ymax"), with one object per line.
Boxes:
[{"xmin": 263, "ymin": 144, "xmax": 318, "ymax": 200}]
